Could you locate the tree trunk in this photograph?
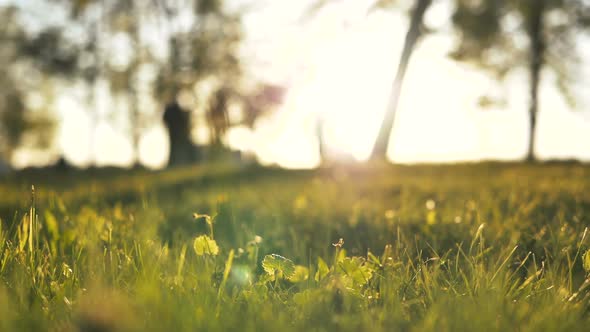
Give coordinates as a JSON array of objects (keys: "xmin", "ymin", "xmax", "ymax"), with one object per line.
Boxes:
[
  {"xmin": 316, "ymin": 116, "xmax": 326, "ymax": 165},
  {"xmin": 130, "ymin": 92, "xmax": 142, "ymax": 167},
  {"xmin": 163, "ymin": 100, "xmax": 193, "ymax": 167},
  {"xmin": 370, "ymin": 0, "xmax": 432, "ymax": 161},
  {"xmin": 526, "ymin": 0, "xmax": 545, "ymax": 162}
]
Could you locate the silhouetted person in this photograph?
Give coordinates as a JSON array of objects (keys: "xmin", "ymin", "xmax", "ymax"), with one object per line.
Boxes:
[{"xmin": 163, "ymin": 101, "xmax": 193, "ymax": 166}]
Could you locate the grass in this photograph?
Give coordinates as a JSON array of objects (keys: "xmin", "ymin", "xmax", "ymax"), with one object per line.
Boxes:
[{"xmin": 1, "ymin": 162, "xmax": 590, "ymax": 331}]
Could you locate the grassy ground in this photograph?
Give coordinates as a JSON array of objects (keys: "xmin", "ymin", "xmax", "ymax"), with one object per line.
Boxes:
[{"xmin": 1, "ymin": 162, "xmax": 590, "ymax": 331}]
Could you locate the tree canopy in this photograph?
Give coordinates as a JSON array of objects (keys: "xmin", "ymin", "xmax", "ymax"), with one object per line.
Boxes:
[
  {"xmin": 0, "ymin": 0, "xmax": 286, "ymax": 168},
  {"xmin": 451, "ymin": 0, "xmax": 590, "ymax": 160}
]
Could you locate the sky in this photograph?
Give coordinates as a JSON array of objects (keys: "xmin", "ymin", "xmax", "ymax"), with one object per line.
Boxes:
[
  {"xmin": 226, "ymin": 0, "xmax": 590, "ymax": 168},
  {"xmin": 6, "ymin": 0, "xmax": 590, "ymax": 169}
]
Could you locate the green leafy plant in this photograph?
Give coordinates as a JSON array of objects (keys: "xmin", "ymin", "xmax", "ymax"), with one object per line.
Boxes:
[
  {"xmin": 262, "ymin": 254, "xmax": 295, "ymax": 279},
  {"xmin": 194, "ymin": 213, "xmax": 216, "ymax": 238},
  {"xmin": 0, "ymin": 162, "xmax": 589, "ymax": 331},
  {"xmin": 193, "ymin": 235, "xmax": 219, "ymax": 256},
  {"xmin": 337, "ymin": 257, "xmax": 373, "ymax": 288}
]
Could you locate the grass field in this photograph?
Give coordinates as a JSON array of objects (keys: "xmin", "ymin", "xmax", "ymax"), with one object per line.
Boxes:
[{"xmin": 1, "ymin": 162, "xmax": 590, "ymax": 331}]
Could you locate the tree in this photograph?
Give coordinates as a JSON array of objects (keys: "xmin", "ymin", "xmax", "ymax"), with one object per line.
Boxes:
[
  {"xmin": 240, "ymin": 84, "xmax": 286, "ymax": 128},
  {"xmin": 0, "ymin": 6, "xmax": 58, "ymax": 166},
  {"xmin": 305, "ymin": 1, "xmax": 437, "ymax": 161},
  {"xmin": 3, "ymin": 0, "xmax": 283, "ymax": 168},
  {"xmin": 309, "ymin": 0, "xmax": 438, "ymax": 161},
  {"xmin": 163, "ymin": 101, "xmax": 193, "ymax": 166},
  {"xmin": 451, "ymin": 0, "xmax": 590, "ymax": 161},
  {"xmin": 154, "ymin": 1, "xmax": 245, "ymax": 164},
  {"xmin": 369, "ymin": 0, "xmax": 433, "ymax": 161},
  {"xmin": 57, "ymin": 0, "xmax": 246, "ymax": 166}
]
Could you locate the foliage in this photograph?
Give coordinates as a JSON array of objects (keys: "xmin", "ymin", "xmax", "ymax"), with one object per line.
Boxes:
[
  {"xmin": 0, "ymin": 163, "xmax": 590, "ymax": 330},
  {"xmin": 451, "ymin": 0, "xmax": 589, "ymax": 103},
  {"xmin": 193, "ymin": 235, "xmax": 219, "ymax": 256},
  {"xmin": 262, "ymin": 254, "xmax": 295, "ymax": 279},
  {"xmin": 0, "ymin": 7, "xmax": 57, "ymax": 162},
  {"xmin": 450, "ymin": 0, "xmax": 590, "ymax": 161},
  {"xmin": 0, "ymin": 0, "xmax": 285, "ymax": 166}
]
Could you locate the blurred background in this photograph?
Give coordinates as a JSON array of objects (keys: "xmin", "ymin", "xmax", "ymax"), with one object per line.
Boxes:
[{"xmin": 0, "ymin": 0, "xmax": 589, "ymax": 172}]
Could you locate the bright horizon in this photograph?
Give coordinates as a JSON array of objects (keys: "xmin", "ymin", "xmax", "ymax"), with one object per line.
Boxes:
[{"xmin": 9, "ymin": 0, "xmax": 590, "ymax": 170}]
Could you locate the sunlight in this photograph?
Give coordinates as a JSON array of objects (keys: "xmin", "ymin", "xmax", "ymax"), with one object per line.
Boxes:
[
  {"xmin": 277, "ymin": 9, "xmax": 401, "ymax": 162},
  {"xmin": 3, "ymin": 0, "xmax": 590, "ymax": 328},
  {"xmin": 255, "ymin": 2, "xmax": 525, "ymax": 165},
  {"xmin": 390, "ymin": 36, "xmax": 486, "ymax": 162},
  {"xmin": 94, "ymin": 122, "xmax": 134, "ymax": 168},
  {"xmin": 267, "ymin": 5, "xmax": 590, "ymax": 165},
  {"xmin": 252, "ymin": 111, "xmax": 321, "ymax": 169},
  {"xmin": 57, "ymin": 96, "xmax": 93, "ymax": 167},
  {"xmin": 7, "ymin": 0, "xmax": 590, "ymax": 169},
  {"xmin": 139, "ymin": 125, "xmax": 169, "ymax": 169},
  {"xmin": 273, "ymin": 5, "xmax": 497, "ymax": 163}
]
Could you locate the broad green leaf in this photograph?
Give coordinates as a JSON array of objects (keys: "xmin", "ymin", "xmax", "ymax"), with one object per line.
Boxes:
[
  {"xmin": 338, "ymin": 257, "xmax": 373, "ymax": 287},
  {"xmin": 288, "ymin": 265, "xmax": 309, "ymax": 283},
  {"xmin": 193, "ymin": 235, "xmax": 219, "ymax": 256},
  {"xmin": 262, "ymin": 254, "xmax": 295, "ymax": 278}
]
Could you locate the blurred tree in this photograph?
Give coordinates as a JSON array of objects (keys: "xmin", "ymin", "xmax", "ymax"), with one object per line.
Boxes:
[
  {"xmin": 207, "ymin": 87, "xmax": 231, "ymax": 147},
  {"xmin": 154, "ymin": 0, "xmax": 244, "ymax": 164},
  {"xmin": 202, "ymin": 82, "xmax": 285, "ymax": 158},
  {"xmin": 2, "ymin": 0, "xmax": 284, "ymax": 168},
  {"xmin": 316, "ymin": 115, "xmax": 327, "ymax": 163},
  {"xmin": 240, "ymin": 84, "xmax": 286, "ymax": 128},
  {"xmin": 163, "ymin": 101, "xmax": 193, "ymax": 166},
  {"xmin": 61, "ymin": 0, "xmax": 247, "ymax": 166},
  {"xmin": 0, "ymin": 6, "xmax": 24, "ymax": 163},
  {"xmin": 451, "ymin": 0, "xmax": 590, "ymax": 161},
  {"xmin": 308, "ymin": 0, "xmax": 434, "ymax": 161},
  {"xmin": 313, "ymin": 0, "xmax": 589, "ymax": 162},
  {"xmin": 0, "ymin": 6, "xmax": 57, "ymax": 166},
  {"xmin": 0, "ymin": 92, "xmax": 27, "ymax": 162},
  {"xmin": 369, "ymin": 0, "xmax": 433, "ymax": 161},
  {"xmin": 59, "ymin": 0, "xmax": 150, "ymax": 164}
]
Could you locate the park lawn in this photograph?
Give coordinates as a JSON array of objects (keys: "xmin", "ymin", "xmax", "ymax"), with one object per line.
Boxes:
[{"xmin": 1, "ymin": 162, "xmax": 590, "ymax": 331}]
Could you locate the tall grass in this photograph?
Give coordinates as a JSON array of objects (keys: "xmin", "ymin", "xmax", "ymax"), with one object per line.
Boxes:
[{"xmin": 0, "ymin": 163, "xmax": 589, "ymax": 331}]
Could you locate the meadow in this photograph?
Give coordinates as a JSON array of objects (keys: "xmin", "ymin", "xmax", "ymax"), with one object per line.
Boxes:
[{"xmin": 1, "ymin": 162, "xmax": 590, "ymax": 331}]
